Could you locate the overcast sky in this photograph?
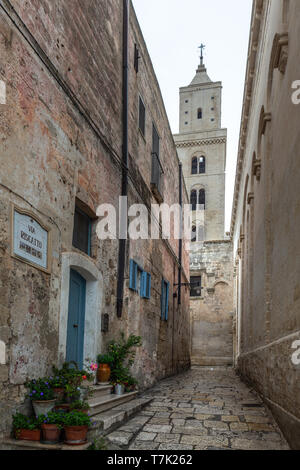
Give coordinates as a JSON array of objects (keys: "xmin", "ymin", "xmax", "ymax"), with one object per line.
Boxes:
[{"xmin": 132, "ymin": 0, "xmax": 253, "ymax": 231}]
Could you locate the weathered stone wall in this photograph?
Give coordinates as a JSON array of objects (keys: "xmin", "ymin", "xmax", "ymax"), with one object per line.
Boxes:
[
  {"xmin": 190, "ymin": 241, "xmax": 233, "ymax": 366},
  {"xmin": 231, "ymin": 0, "xmax": 300, "ymax": 449},
  {"xmin": 0, "ymin": 0, "xmax": 190, "ymax": 437}
]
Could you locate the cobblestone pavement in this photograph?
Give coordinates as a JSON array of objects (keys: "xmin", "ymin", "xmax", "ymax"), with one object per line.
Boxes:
[{"xmin": 107, "ymin": 368, "xmax": 290, "ymax": 450}]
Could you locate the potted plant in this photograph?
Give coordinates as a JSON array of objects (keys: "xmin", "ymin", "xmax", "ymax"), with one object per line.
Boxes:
[
  {"xmin": 96, "ymin": 353, "xmax": 113, "ymax": 383},
  {"xmin": 26, "ymin": 378, "xmax": 56, "ymax": 417},
  {"xmin": 107, "ymin": 333, "xmax": 142, "ymax": 394},
  {"xmin": 69, "ymin": 400, "xmax": 90, "ymax": 415},
  {"xmin": 58, "ymin": 362, "xmax": 93, "ymax": 403},
  {"xmin": 12, "ymin": 413, "xmax": 42, "ymax": 442},
  {"xmin": 63, "ymin": 411, "xmax": 92, "ymax": 445},
  {"xmin": 50, "ymin": 366, "xmax": 68, "ymax": 401},
  {"xmin": 124, "ymin": 376, "xmax": 138, "ymax": 393},
  {"xmin": 39, "ymin": 411, "xmax": 65, "ymax": 444}
]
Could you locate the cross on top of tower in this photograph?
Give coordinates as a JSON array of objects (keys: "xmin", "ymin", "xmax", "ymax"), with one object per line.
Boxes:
[{"xmin": 198, "ymin": 43, "xmax": 205, "ymax": 66}]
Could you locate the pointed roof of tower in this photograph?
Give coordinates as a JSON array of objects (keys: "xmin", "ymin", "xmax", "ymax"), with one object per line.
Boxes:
[{"xmin": 190, "ymin": 63, "xmax": 212, "ymax": 86}]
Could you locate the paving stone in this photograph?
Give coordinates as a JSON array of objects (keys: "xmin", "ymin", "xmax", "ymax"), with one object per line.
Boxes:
[
  {"xmin": 135, "ymin": 432, "xmax": 157, "ymax": 441},
  {"xmin": 231, "ymin": 438, "xmax": 289, "ymax": 450},
  {"xmin": 182, "ymin": 435, "xmax": 229, "ymax": 448},
  {"xmin": 195, "ymin": 414, "xmax": 214, "ymax": 420},
  {"xmin": 230, "ymin": 422, "xmax": 249, "ymax": 432},
  {"xmin": 172, "ymin": 426, "xmax": 208, "ymax": 436},
  {"xmin": 155, "ymin": 433, "xmax": 181, "ymax": 444},
  {"xmin": 158, "ymin": 443, "xmax": 194, "ymax": 450},
  {"xmin": 149, "ymin": 418, "xmax": 171, "ymax": 425},
  {"xmin": 203, "ymin": 420, "xmax": 229, "ymax": 431},
  {"xmin": 247, "ymin": 423, "xmax": 275, "ymax": 432},
  {"xmin": 129, "ymin": 441, "xmax": 160, "ymax": 450},
  {"xmin": 106, "ymin": 431, "xmax": 133, "ymax": 446},
  {"xmin": 244, "ymin": 415, "xmax": 271, "ymax": 424},
  {"xmin": 144, "ymin": 424, "xmax": 172, "ymax": 433},
  {"xmin": 222, "ymin": 415, "xmax": 240, "ymax": 422},
  {"xmin": 171, "ymin": 419, "xmax": 186, "ymax": 426}
]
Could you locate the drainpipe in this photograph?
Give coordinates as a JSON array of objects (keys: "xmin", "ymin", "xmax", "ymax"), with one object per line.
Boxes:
[
  {"xmin": 116, "ymin": 0, "xmax": 129, "ymax": 318},
  {"xmin": 178, "ymin": 162, "xmax": 183, "ymax": 305}
]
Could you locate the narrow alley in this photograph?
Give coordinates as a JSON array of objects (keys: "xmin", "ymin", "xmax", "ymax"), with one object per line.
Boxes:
[{"xmin": 106, "ymin": 368, "xmax": 289, "ymax": 450}]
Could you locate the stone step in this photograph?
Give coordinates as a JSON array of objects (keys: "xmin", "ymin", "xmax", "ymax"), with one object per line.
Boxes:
[
  {"xmin": 87, "ymin": 397, "xmax": 153, "ymax": 442},
  {"xmin": 90, "ymin": 384, "xmax": 113, "ymax": 400},
  {"xmin": 88, "ymin": 391, "xmax": 138, "ymax": 416},
  {"xmin": 0, "ymin": 438, "xmax": 90, "ymax": 451}
]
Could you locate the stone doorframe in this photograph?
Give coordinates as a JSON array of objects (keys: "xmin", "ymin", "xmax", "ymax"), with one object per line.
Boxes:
[{"xmin": 58, "ymin": 252, "xmax": 103, "ymax": 367}]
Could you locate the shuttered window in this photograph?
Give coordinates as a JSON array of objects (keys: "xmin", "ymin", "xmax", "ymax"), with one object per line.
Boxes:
[
  {"xmin": 129, "ymin": 260, "xmax": 138, "ymax": 292},
  {"xmin": 130, "ymin": 260, "xmax": 151, "ymax": 300},
  {"xmin": 141, "ymin": 272, "xmax": 151, "ymax": 299}
]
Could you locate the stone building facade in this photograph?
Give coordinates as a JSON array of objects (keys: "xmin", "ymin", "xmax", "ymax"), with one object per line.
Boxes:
[
  {"xmin": 174, "ymin": 61, "xmax": 234, "ymax": 366},
  {"xmin": 231, "ymin": 0, "xmax": 300, "ymax": 449},
  {"xmin": 0, "ymin": 0, "xmax": 190, "ymax": 437}
]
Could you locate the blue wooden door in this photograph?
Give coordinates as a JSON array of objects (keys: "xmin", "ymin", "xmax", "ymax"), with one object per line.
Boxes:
[{"xmin": 66, "ymin": 269, "xmax": 86, "ymax": 369}]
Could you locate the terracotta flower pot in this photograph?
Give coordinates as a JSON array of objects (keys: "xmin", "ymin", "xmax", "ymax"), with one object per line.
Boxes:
[
  {"xmin": 32, "ymin": 399, "xmax": 56, "ymax": 418},
  {"xmin": 64, "ymin": 425, "xmax": 88, "ymax": 445},
  {"xmin": 41, "ymin": 424, "xmax": 61, "ymax": 444},
  {"xmin": 15, "ymin": 429, "xmax": 41, "ymax": 441},
  {"xmin": 97, "ymin": 364, "xmax": 111, "ymax": 383}
]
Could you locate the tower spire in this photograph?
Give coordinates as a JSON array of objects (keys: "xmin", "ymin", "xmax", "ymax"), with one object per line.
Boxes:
[{"xmin": 199, "ymin": 43, "xmax": 205, "ymax": 66}]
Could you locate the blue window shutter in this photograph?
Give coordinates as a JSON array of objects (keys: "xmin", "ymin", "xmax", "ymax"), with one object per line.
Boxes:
[
  {"xmin": 140, "ymin": 271, "xmax": 147, "ymax": 298},
  {"xmin": 165, "ymin": 282, "xmax": 170, "ymax": 321},
  {"xmin": 146, "ymin": 273, "xmax": 151, "ymax": 299},
  {"xmin": 129, "ymin": 260, "xmax": 137, "ymax": 291}
]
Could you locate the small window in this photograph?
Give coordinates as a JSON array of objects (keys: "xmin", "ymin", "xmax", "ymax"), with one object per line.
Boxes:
[
  {"xmin": 191, "ymin": 157, "xmax": 198, "ymax": 175},
  {"xmin": 190, "ymin": 276, "xmax": 202, "ymax": 297},
  {"xmin": 139, "ymin": 96, "xmax": 146, "ymax": 136},
  {"xmin": 199, "ymin": 156, "xmax": 206, "ymax": 174},
  {"xmin": 185, "ymin": 122, "xmax": 188, "ymax": 125},
  {"xmin": 130, "ymin": 260, "xmax": 151, "ymax": 299},
  {"xmin": 199, "ymin": 189, "xmax": 206, "ymax": 209},
  {"xmin": 211, "ymin": 118, "xmax": 215, "ymax": 122},
  {"xmin": 161, "ymin": 279, "xmax": 169, "ymax": 321},
  {"xmin": 190, "ymin": 190, "xmax": 197, "ymax": 211},
  {"xmin": 185, "ymin": 111, "xmax": 188, "ymax": 115},
  {"xmin": 185, "ymin": 100, "xmax": 189, "ymax": 103},
  {"xmin": 72, "ymin": 205, "xmax": 92, "ymax": 256},
  {"xmin": 197, "ymin": 108, "xmax": 202, "ymax": 119}
]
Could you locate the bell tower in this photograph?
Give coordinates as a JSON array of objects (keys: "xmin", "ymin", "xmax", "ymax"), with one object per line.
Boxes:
[{"xmin": 174, "ymin": 49, "xmax": 227, "ymax": 242}]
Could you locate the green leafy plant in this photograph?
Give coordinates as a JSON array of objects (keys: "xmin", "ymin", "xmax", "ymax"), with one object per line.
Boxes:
[
  {"xmin": 62, "ymin": 411, "xmax": 92, "ymax": 428},
  {"xmin": 69, "ymin": 400, "xmax": 90, "ymax": 412},
  {"xmin": 88, "ymin": 437, "xmax": 108, "ymax": 450},
  {"xmin": 97, "ymin": 353, "xmax": 114, "ymax": 365},
  {"xmin": 12, "ymin": 413, "xmax": 43, "ymax": 431},
  {"xmin": 107, "ymin": 332, "xmax": 142, "ymax": 384},
  {"xmin": 25, "ymin": 378, "xmax": 55, "ymax": 401},
  {"xmin": 39, "ymin": 410, "xmax": 66, "ymax": 430},
  {"xmin": 54, "ymin": 362, "xmax": 93, "ymax": 401},
  {"xmin": 124, "ymin": 375, "xmax": 138, "ymax": 392}
]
